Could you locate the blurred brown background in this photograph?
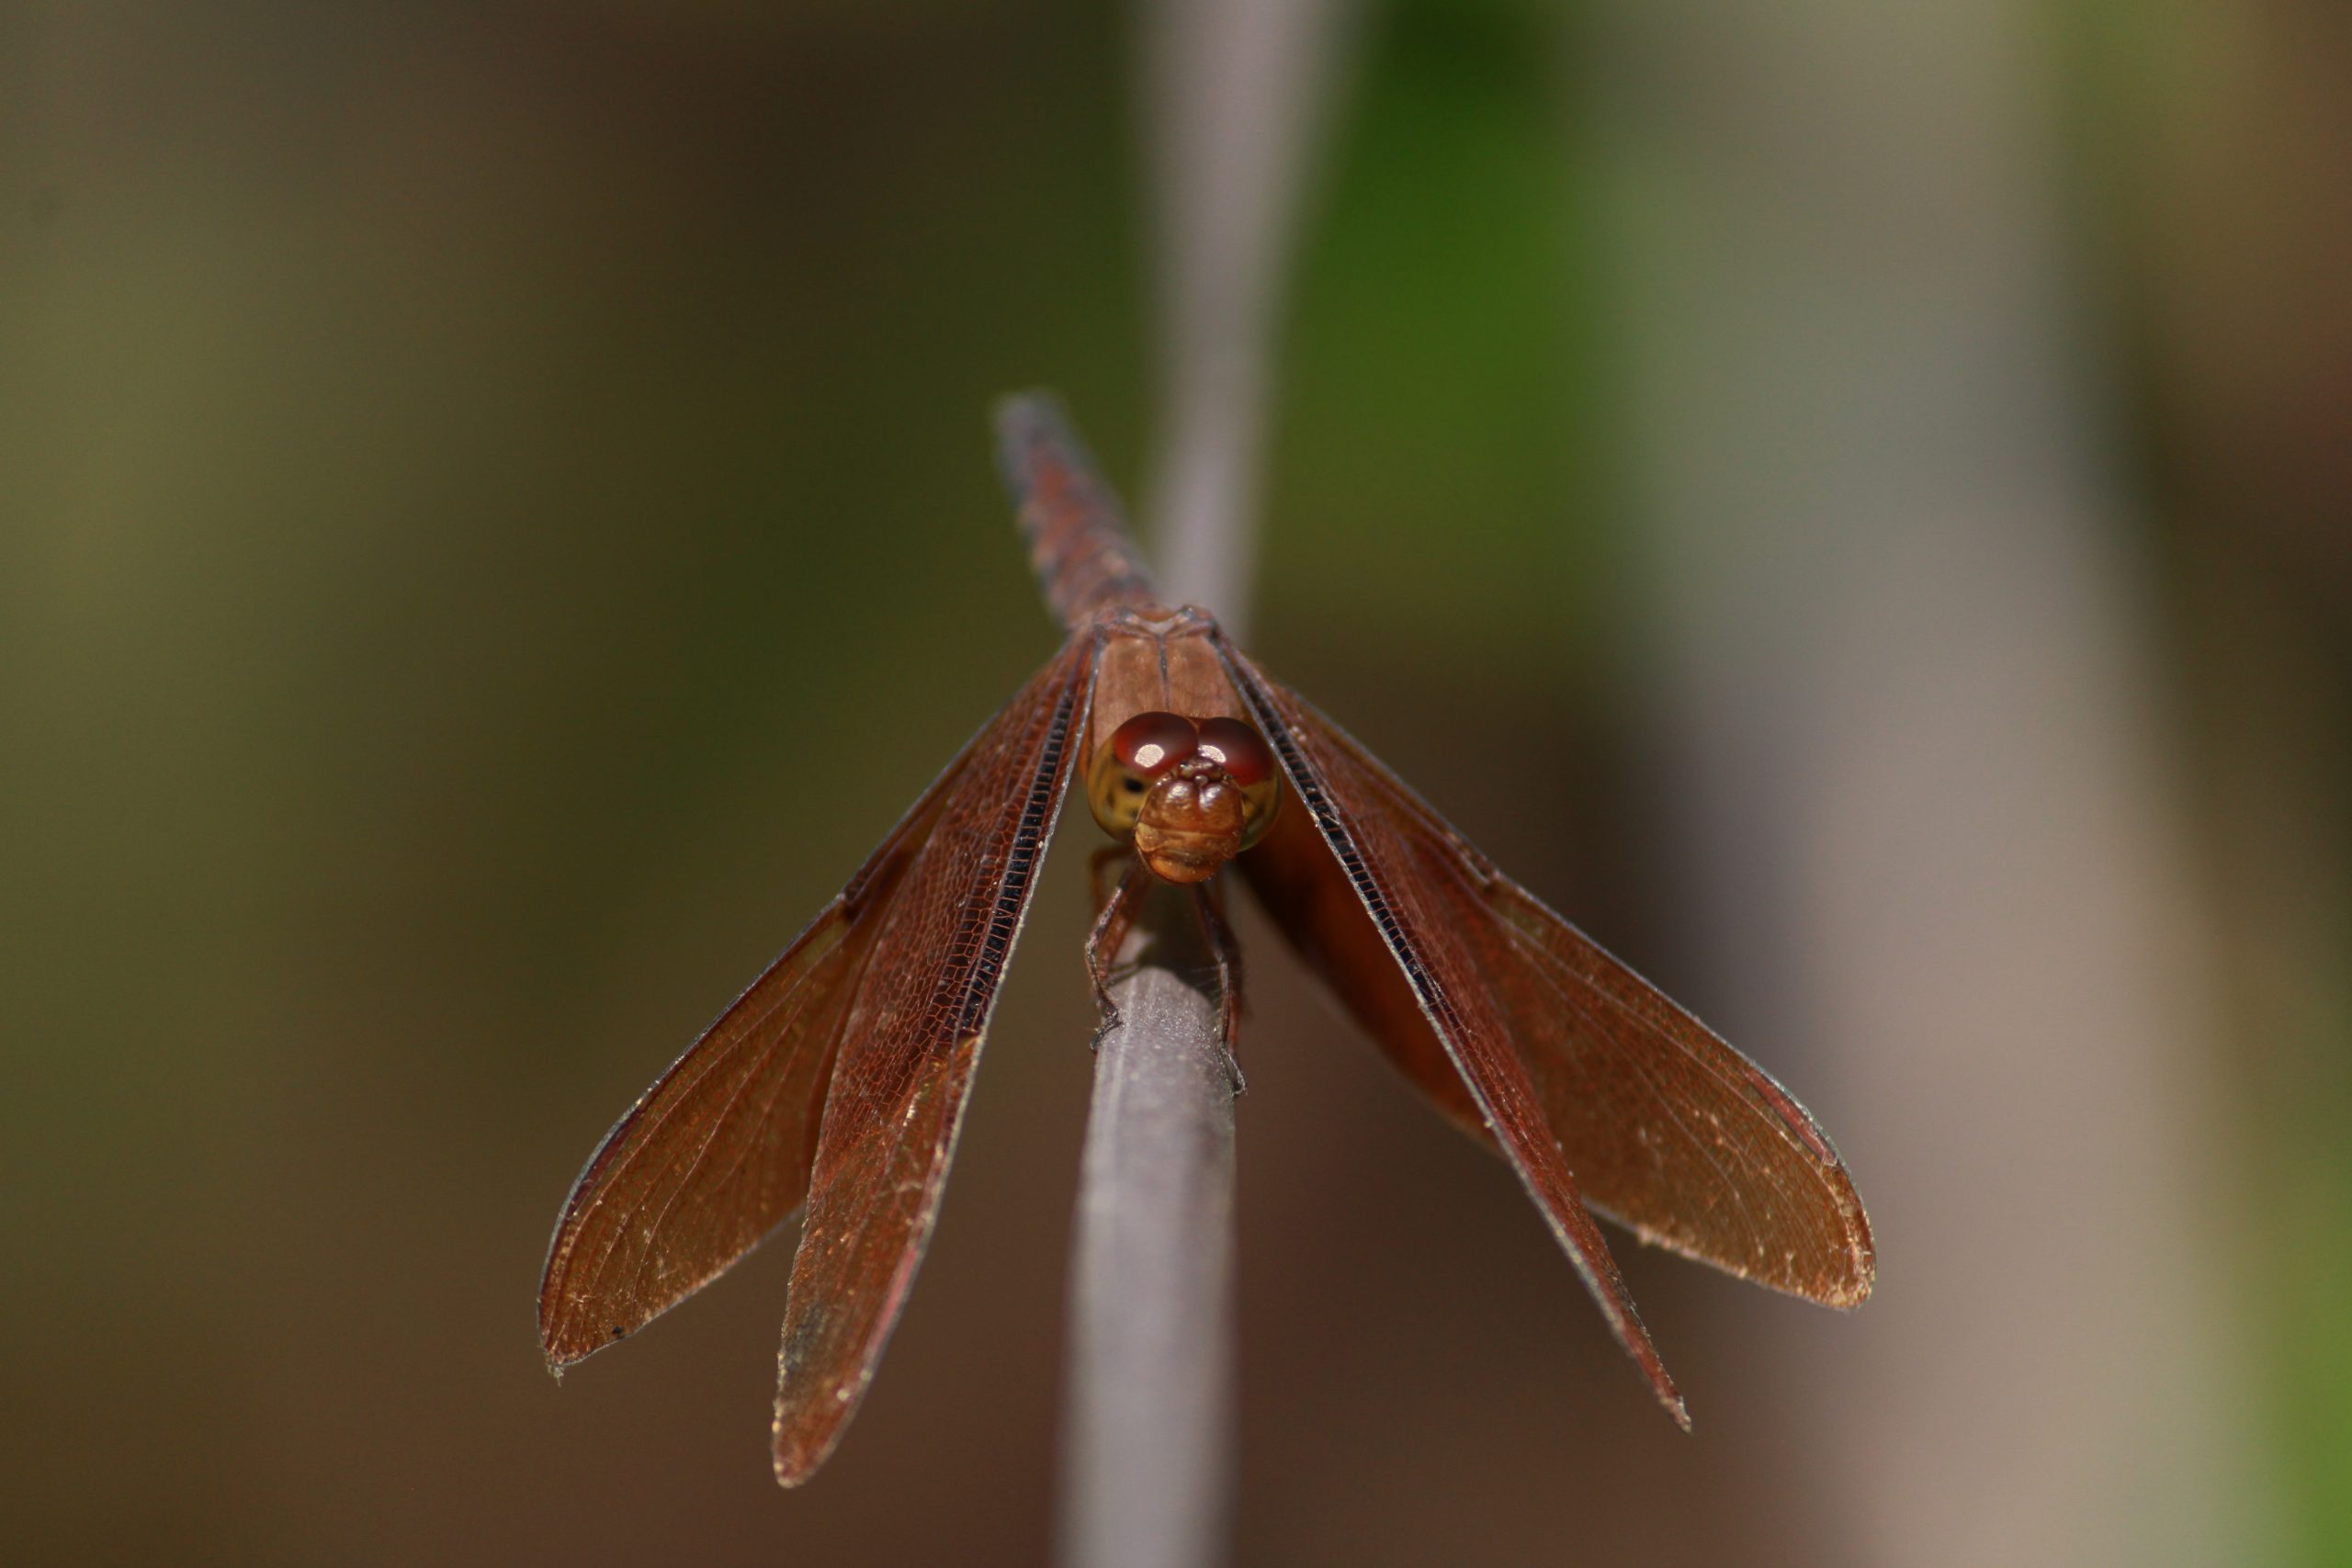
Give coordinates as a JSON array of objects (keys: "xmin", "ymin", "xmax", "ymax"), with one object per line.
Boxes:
[{"xmin": 4, "ymin": 2, "xmax": 2346, "ymax": 1564}]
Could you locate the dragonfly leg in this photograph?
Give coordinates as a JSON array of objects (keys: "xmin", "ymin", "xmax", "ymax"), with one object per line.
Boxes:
[
  {"xmin": 1086, "ymin": 843, "xmax": 1133, "ymax": 917},
  {"xmin": 1191, "ymin": 879, "xmax": 1248, "ymax": 1095},
  {"xmin": 1084, "ymin": 860, "xmax": 1151, "ymax": 1048}
]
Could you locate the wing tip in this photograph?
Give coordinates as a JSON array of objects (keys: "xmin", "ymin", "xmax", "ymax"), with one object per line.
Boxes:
[
  {"xmin": 1632, "ymin": 1337, "xmax": 1690, "ymax": 1432},
  {"xmin": 1782, "ymin": 1195, "xmax": 1879, "ymax": 1311},
  {"xmin": 1815, "ymin": 1262, "xmax": 1874, "ymax": 1310},
  {"xmin": 1637, "ymin": 1352, "xmax": 1691, "ymax": 1431},
  {"xmin": 537, "ymin": 1324, "xmax": 606, "ymax": 1374},
  {"xmin": 537, "ymin": 1304, "xmax": 574, "ymax": 1372},
  {"xmin": 772, "ymin": 1451, "xmax": 824, "ymax": 1490},
  {"xmin": 1828, "ymin": 1200, "xmax": 1878, "ymax": 1309},
  {"xmin": 1810, "ymin": 1165, "xmax": 1877, "ymax": 1310},
  {"xmin": 1614, "ymin": 1325, "xmax": 1690, "ymax": 1432},
  {"xmin": 772, "ymin": 1397, "xmax": 854, "ymax": 1489},
  {"xmin": 540, "ymin": 1281, "xmax": 660, "ymax": 1372}
]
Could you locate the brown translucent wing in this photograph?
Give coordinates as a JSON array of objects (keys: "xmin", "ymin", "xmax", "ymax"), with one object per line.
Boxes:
[
  {"xmin": 1232, "ymin": 649, "xmax": 1871, "ymax": 1354},
  {"xmin": 1216, "ymin": 643, "xmax": 1683, "ymax": 1424},
  {"xmin": 770, "ymin": 636, "xmax": 1094, "ymax": 1483},
  {"xmin": 1476, "ymin": 885, "xmax": 1873, "ymax": 1304},
  {"xmin": 539, "ymin": 715, "xmax": 987, "ymax": 1367},
  {"xmin": 540, "ymin": 638, "xmax": 1093, "ymax": 1481}
]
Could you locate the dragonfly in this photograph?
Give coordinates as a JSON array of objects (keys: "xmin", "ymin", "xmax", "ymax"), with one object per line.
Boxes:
[{"xmin": 539, "ymin": 394, "xmax": 1874, "ymax": 1485}]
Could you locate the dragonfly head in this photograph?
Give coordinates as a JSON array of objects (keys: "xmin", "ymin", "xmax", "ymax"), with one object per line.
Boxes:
[{"xmin": 1087, "ymin": 711, "xmax": 1280, "ymax": 884}]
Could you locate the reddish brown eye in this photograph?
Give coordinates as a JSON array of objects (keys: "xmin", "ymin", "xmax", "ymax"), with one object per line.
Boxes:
[
  {"xmin": 1194, "ymin": 717, "xmax": 1274, "ymax": 786},
  {"xmin": 1109, "ymin": 712, "xmax": 1199, "ymax": 777}
]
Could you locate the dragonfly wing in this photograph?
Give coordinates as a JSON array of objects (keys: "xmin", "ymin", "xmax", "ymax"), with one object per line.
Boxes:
[
  {"xmin": 1473, "ymin": 881, "xmax": 1872, "ymax": 1304},
  {"xmin": 770, "ymin": 636, "xmax": 1094, "ymax": 1484},
  {"xmin": 1237, "ymin": 757, "xmax": 1489, "ymax": 1137},
  {"xmin": 1226, "ymin": 648, "xmax": 1872, "ymax": 1328},
  {"xmin": 540, "ymin": 696, "xmax": 996, "ymax": 1368},
  {"xmin": 1217, "ymin": 644, "xmax": 1687, "ymax": 1424},
  {"xmin": 541, "ymin": 634, "xmax": 1095, "ymax": 1487}
]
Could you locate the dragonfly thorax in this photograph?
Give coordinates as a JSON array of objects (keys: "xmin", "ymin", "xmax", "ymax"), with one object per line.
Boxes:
[{"xmin": 1085, "ymin": 710, "xmax": 1280, "ymax": 883}]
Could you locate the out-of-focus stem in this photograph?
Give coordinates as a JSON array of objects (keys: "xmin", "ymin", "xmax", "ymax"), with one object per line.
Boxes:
[
  {"xmin": 1056, "ymin": 885, "xmax": 1237, "ymax": 1568},
  {"xmin": 1055, "ymin": 6, "xmax": 1359, "ymax": 1566}
]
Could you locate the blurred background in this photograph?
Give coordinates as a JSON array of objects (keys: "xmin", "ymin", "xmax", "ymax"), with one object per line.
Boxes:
[{"xmin": 5, "ymin": 1, "xmax": 2345, "ymax": 1563}]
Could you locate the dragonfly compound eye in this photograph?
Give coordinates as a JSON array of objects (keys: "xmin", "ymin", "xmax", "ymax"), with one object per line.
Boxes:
[
  {"xmin": 1195, "ymin": 716, "xmax": 1281, "ymax": 849},
  {"xmin": 1089, "ymin": 712, "xmax": 1199, "ymax": 840},
  {"xmin": 1193, "ymin": 717, "xmax": 1272, "ymax": 784},
  {"xmin": 1110, "ymin": 711, "xmax": 1199, "ymax": 776}
]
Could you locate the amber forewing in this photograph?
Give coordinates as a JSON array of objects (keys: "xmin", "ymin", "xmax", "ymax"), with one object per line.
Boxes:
[
  {"xmin": 539, "ymin": 633, "xmax": 1097, "ymax": 1489},
  {"xmin": 769, "ymin": 637, "xmax": 1093, "ymax": 1483},
  {"xmin": 1227, "ymin": 650, "xmax": 1872, "ymax": 1316},
  {"xmin": 1216, "ymin": 643, "xmax": 1687, "ymax": 1423},
  {"xmin": 539, "ymin": 725, "xmax": 986, "ymax": 1367}
]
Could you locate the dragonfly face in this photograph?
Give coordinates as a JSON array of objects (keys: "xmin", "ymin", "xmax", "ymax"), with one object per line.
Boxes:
[{"xmin": 1085, "ymin": 709, "xmax": 1281, "ymax": 883}]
